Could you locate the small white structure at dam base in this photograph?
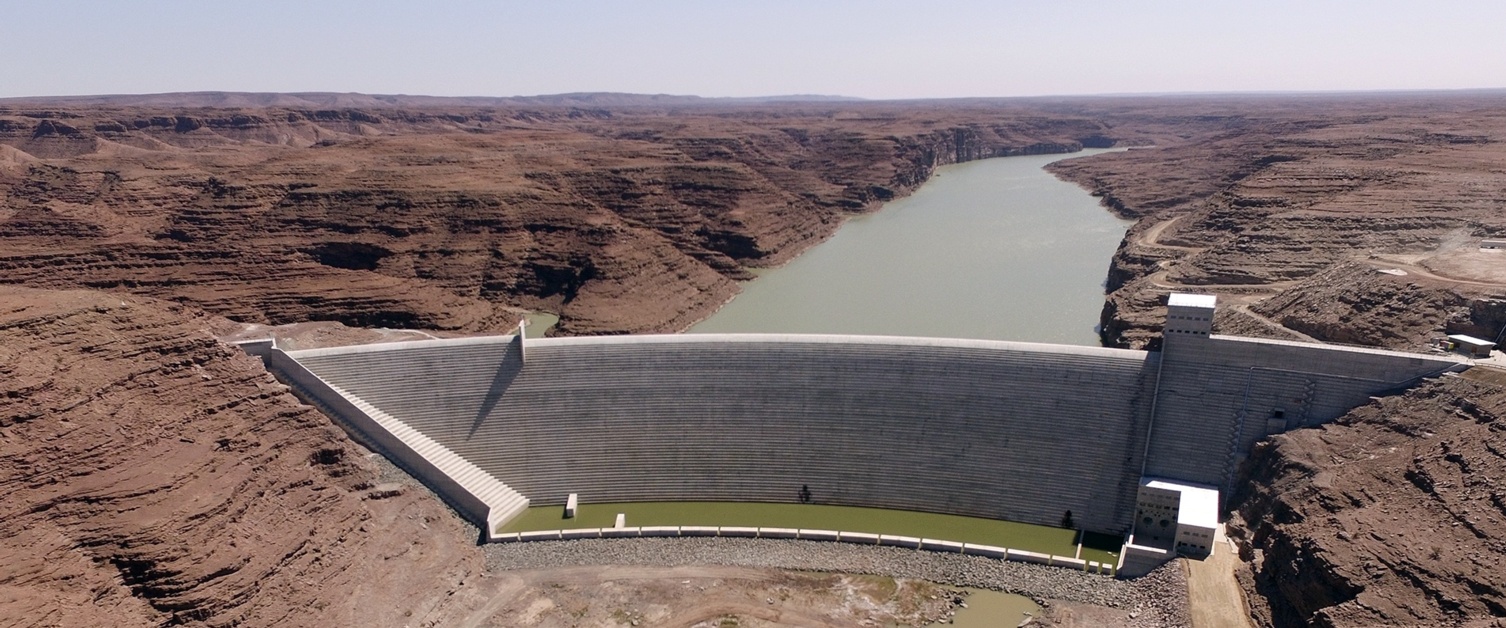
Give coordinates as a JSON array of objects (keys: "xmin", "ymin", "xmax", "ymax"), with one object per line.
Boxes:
[{"xmin": 1119, "ymin": 478, "xmax": 1221, "ymax": 577}]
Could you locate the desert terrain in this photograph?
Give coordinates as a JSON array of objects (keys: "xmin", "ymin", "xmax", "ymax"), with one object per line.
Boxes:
[{"xmin": 3, "ymin": 91, "xmax": 1506, "ymax": 627}]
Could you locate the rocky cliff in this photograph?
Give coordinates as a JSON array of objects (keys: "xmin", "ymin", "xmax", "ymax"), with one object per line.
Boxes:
[
  {"xmin": 0, "ymin": 100, "xmax": 1126, "ymax": 626},
  {"xmin": 0, "ymin": 286, "xmax": 485, "ymax": 626},
  {"xmin": 7, "ymin": 93, "xmax": 1506, "ymax": 626},
  {"xmin": 1040, "ymin": 95, "xmax": 1506, "ymax": 626},
  {"xmin": 1230, "ymin": 372, "xmax": 1506, "ymax": 627}
]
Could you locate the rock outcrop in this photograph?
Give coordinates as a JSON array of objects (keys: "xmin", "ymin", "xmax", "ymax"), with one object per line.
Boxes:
[
  {"xmin": 1230, "ymin": 373, "xmax": 1506, "ymax": 627},
  {"xmin": 6, "ymin": 93, "xmax": 1506, "ymax": 626},
  {"xmin": 1041, "ymin": 95, "xmax": 1506, "ymax": 625},
  {"xmin": 0, "ymin": 286, "xmax": 484, "ymax": 626}
]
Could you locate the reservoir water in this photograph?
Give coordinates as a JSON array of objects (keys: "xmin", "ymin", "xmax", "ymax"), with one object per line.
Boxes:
[{"xmin": 689, "ymin": 149, "xmax": 1130, "ymax": 345}]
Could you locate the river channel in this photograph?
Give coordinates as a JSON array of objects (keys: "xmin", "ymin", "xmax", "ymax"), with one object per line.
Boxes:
[{"xmin": 689, "ymin": 149, "xmax": 1130, "ymax": 345}]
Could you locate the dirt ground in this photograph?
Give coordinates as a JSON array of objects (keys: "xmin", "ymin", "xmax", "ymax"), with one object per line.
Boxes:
[
  {"xmin": 1419, "ymin": 248, "xmax": 1506, "ymax": 285},
  {"xmin": 424, "ymin": 565, "xmax": 963, "ymax": 628},
  {"xmin": 1184, "ymin": 528, "xmax": 1254, "ymax": 628}
]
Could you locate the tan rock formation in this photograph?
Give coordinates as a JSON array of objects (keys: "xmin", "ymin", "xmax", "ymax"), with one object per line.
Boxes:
[{"xmin": 0, "ymin": 287, "xmax": 484, "ymax": 626}]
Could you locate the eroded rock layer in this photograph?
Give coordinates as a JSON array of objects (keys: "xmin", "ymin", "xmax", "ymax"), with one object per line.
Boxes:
[
  {"xmin": 6, "ymin": 93, "xmax": 1506, "ymax": 626},
  {"xmin": 0, "ymin": 287, "xmax": 482, "ymax": 626},
  {"xmin": 1046, "ymin": 95, "xmax": 1506, "ymax": 350},
  {"xmin": 1231, "ymin": 372, "xmax": 1506, "ymax": 627},
  {"xmin": 0, "ymin": 104, "xmax": 1111, "ymax": 336}
]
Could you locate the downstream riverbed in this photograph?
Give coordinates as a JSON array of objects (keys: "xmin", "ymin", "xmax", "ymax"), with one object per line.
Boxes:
[{"xmin": 689, "ymin": 149, "xmax": 1130, "ymax": 345}]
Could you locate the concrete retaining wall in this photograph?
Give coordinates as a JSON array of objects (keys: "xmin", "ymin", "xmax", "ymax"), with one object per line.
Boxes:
[
  {"xmin": 490, "ymin": 525, "xmax": 1113, "ymax": 576},
  {"xmin": 1149, "ymin": 334, "xmax": 1464, "ymax": 493}
]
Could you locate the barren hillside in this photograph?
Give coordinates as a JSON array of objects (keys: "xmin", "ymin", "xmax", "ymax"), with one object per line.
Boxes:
[
  {"xmin": 0, "ymin": 286, "xmax": 484, "ymax": 626},
  {"xmin": 1045, "ymin": 94, "xmax": 1506, "ymax": 350},
  {"xmin": 1231, "ymin": 372, "xmax": 1506, "ymax": 627},
  {"xmin": 0, "ymin": 102, "xmax": 1111, "ymax": 336}
]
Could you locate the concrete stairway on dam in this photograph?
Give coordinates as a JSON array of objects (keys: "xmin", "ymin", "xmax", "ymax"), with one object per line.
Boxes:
[
  {"xmin": 337, "ymin": 391, "xmax": 531, "ymax": 533},
  {"xmin": 273, "ymin": 344, "xmax": 532, "ymax": 535},
  {"xmin": 293, "ymin": 335, "xmax": 1157, "ymax": 534}
]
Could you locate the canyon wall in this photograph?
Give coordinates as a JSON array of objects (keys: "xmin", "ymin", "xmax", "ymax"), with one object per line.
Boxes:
[
  {"xmin": 0, "ymin": 286, "xmax": 485, "ymax": 626},
  {"xmin": 1230, "ymin": 373, "xmax": 1506, "ymax": 627},
  {"xmin": 0, "ymin": 104, "xmax": 1111, "ymax": 337},
  {"xmin": 1040, "ymin": 95, "xmax": 1506, "ymax": 626},
  {"xmin": 1044, "ymin": 95, "xmax": 1506, "ymax": 351}
]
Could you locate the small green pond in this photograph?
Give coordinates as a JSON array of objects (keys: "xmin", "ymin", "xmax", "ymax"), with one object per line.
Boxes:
[
  {"xmin": 930, "ymin": 588, "xmax": 1040, "ymax": 627},
  {"xmin": 521, "ymin": 312, "xmax": 558, "ymax": 337}
]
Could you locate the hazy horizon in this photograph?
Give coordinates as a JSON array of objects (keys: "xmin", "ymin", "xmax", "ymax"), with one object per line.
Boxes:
[
  {"xmin": 9, "ymin": 86, "xmax": 1506, "ymax": 103},
  {"xmin": 4, "ymin": 0, "xmax": 1504, "ymax": 100}
]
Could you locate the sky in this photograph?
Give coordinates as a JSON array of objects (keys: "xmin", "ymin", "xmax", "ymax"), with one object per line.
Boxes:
[{"xmin": 3, "ymin": 0, "xmax": 1504, "ymax": 100}]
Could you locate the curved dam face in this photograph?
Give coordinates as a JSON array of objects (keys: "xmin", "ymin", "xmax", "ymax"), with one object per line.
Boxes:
[
  {"xmin": 291, "ymin": 335, "xmax": 1159, "ymax": 533},
  {"xmin": 264, "ymin": 297, "xmax": 1468, "ymax": 541}
]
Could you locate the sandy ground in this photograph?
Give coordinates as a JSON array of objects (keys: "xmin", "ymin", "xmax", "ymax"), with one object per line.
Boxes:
[
  {"xmin": 1424, "ymin": 248, "xmax": 1506, "ymax": 284},
  {"xmin": 1463, "ymin": 365, "xmax": 1506, "ymax": 386},
  {"xmin": 216, "ymin": 319, "xmax": 456, "ymax": 350},
  {"xmin": 425, "ymin": 565, "xmax": 962, "ymax": 628},
  {"xmin": 1185, "ymin": 527, "xmax": 1254, "ymax": 628}
]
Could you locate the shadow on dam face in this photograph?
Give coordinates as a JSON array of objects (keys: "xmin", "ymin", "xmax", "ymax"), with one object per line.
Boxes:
[{"xmin": 471, "ymin": 336, "xmax": 523, "ymax": 439}]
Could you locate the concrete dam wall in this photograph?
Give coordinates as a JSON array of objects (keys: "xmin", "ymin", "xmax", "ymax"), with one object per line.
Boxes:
[
  {"xmin": 1148, "ymin": 333, "xmax": 1463, "ymax": 494},
  {"xmin": 290, "ymin": 335, "xmax": 1159, "ymax": 534},
  {"xmin": 267, "ymin": 300, "xmax": 1467, "ymax": 537}
]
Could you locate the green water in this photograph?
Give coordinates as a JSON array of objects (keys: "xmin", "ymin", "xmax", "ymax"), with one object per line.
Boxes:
[
  {"xmin": 499, "ymin": 501, "xmax": 1119, "ymax": 565},
  {"xmin": 689, "ymin": 150, "xmax": 1131, "ymax": 345},
  {"xmin": 522, "ymin": 312, "xmax": 558, "ymax": 337},
  {"xmin": 934, "ymin": 589, "xmax": 1040, "ymax": 628}
]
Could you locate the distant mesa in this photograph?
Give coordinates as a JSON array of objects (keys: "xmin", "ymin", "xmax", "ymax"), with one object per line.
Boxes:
[{"xmin": 0, "ymin": 91, "xmax": 868, "ymax": 109}]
